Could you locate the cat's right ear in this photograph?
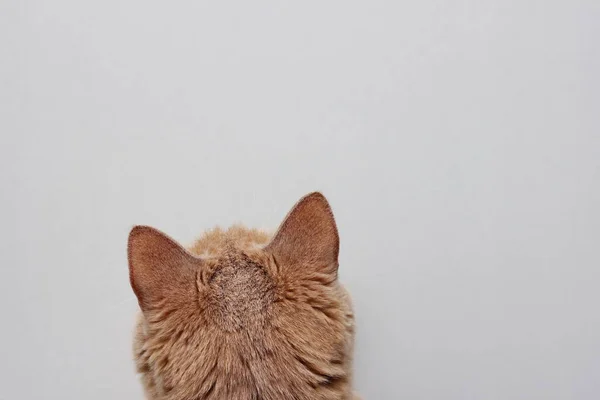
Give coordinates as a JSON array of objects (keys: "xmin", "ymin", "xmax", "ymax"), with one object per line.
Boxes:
[
  {"xmin": 128, "ymin": 226, "xmax": 201, "ymax": 312},
  {"xmin": 265, "ymin": 192, "xmax": 339, "ymax": 279}
]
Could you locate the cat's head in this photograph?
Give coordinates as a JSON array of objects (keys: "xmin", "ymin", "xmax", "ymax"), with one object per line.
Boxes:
[{"xmin": 128, "ymin": 192, "xmax": 355, "ymax": 400}]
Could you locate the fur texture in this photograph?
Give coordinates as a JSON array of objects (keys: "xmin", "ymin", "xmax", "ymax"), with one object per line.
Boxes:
[{"xmin": 128, "ymin": 193, "xmax": 359, "ymax": 399}]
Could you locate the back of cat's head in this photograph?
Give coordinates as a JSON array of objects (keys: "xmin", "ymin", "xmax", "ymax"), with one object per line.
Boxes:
[{"xmin": 128, "ymin": 193, "xmax": 356, "ymax": 400}]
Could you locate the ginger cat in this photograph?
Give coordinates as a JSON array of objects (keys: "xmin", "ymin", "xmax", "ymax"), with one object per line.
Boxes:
[{"xmin": 128, "ymin": 192, "xmax": 359, "ymax": 399}]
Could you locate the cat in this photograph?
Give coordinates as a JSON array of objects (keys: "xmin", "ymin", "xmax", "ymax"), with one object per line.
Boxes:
[{"xmin": 128, "ymin": 192, "xmax": 360, "ymax": 399}]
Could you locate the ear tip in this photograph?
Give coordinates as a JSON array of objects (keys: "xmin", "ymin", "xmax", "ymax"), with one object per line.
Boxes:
[
  {"xmin": 302, "ymin": 191, "xmax": 333, "ymax": 209},
  {"xmin": 127, "ymin": 225, "xmax": 163, "ymax": 258},
  {"xmin": 130, "ymin": 224, "xmax": 154, "ymax": 234},
  {"xmin": 128, "ymin": 225, "xmax": 160, "ymax": 241},
  {"xmin": 305, "ymin": 191, "xmax": 327, "ymax": 200}
]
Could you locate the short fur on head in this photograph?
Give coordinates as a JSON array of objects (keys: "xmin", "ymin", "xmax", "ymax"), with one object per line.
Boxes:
[{"xmin": 128, "ymin": 192, "xmax": 359, "ymax": 400}]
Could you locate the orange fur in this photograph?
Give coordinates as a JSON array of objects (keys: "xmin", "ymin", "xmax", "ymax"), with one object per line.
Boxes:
[{"xmin": 128, "ymin": 193, "xmax": 359, "ymax": 399}]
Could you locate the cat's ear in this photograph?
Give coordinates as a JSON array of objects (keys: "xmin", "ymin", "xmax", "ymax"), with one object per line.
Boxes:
[
  {"xmin": 266, "ymin": 192, "xmax": 339, "ymax": 278},
  {"xmin": 128, "ymin": 226, "xmax": 200, "ymax": 311}
]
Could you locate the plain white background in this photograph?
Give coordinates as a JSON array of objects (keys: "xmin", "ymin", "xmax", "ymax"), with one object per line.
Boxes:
[{"xmin": 1, "ymin": 1, "xmax": 598, "ymax": 399}]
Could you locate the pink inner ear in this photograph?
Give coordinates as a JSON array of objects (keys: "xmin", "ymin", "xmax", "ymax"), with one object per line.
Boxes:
[
  {"xmin": 266, "ymin": 192, "xmax": 339, "ymax": 276},
  {"xmin": 128, "ymin": 226, "xmax": 201, "ymax": 311}
]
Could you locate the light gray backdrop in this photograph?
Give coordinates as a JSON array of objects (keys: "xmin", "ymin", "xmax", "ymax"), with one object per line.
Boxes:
[{"xmin": 1, "ymin": 1, "xmax": 598, "ymax": 399}]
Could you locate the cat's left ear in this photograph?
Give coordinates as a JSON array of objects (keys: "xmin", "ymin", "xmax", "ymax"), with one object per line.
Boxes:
[{"xmin": 128, "ymin": 226, "xmax": 201, "ymax": 312}]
